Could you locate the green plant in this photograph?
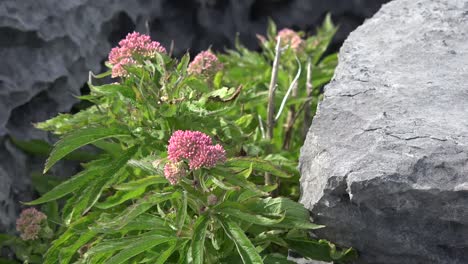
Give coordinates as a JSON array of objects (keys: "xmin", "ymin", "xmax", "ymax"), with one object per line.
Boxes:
[{"xmin": 3, "ymin": 18, "xmax": 356, "ymax": 263}]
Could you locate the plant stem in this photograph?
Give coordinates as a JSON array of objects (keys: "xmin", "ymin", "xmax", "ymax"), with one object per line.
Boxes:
[
  {"xmin": 265, "ymin": 37, "xmax": 281, "ymax": 187},
  {"xmin": 282, "ymin": 80, "xmax": 298, "ymax": 150},
  {"xmin": 302, "ymin": 58, "xmax": 313, "ymax": 139}
]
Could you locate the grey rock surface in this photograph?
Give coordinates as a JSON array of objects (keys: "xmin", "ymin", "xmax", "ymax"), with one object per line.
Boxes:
[
  {"xmin": 299, "ymin": 0, "xmax": 468, "ymax": 263},
  {"xmin": 0, "ymin": 0, "xmax": 389, "ymax": 233}
]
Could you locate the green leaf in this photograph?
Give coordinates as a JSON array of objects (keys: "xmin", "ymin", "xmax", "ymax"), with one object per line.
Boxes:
[
  {"xmin": 97, "ymin": 192, "xmax": 180, "ymax": 230},
  {"xmin": 25, "ymin": 158, "xmax": 110, "ymax": 205},
  {"xmin": 285, "ymin": 238, "xmax": 335, "ymax": 262},
  {"xmin": 267, "ymin": 18, "xmax": 277, "ymax": 40},
  {"xmin": 44, "ymin": 126, "xmax": 130, "ymax": 172},
  {"xmin": 44, "ymin": 214, "xmax": 96, "ymax": 264},
  {"xmin": 176, "ymin": 191, "xmax": 188, "ymax": 230},
  {"xmin": 30, "ymin": 173, "xmax": 62, "ymax": 195},
  {"xmin": 64, "ymin": 146, "xmax": 138, "ymax": 221},
  {"xmin": 154, "ymin": 241, "xmax": 187, "ymax": 264},
  {"xmin": 113, "ymin": 175, "xmax": 167, "ymax": 191},
  {"xmin": 0, "ymin": 258, "xmax": 19, "ymax": 264},
  {"xmin": 225, "ymin": 157, "xmax": 293, "ymax": 178},
  {"xmin": 91, "ymin": 213, "xmax": 170, "ymax": 234},
  {"xmin": 219, "ymin": 207, "xmax": 284, "ymax": 226},
  {"xmin": 127, "ymin": 159, "xmax": 160, "ymax": 174},
  {"xmin": 263, "ymin": 253, "xmax": 295, "ymax": 264},
  {"xmin": 90, "ymin": 83, "xmax": 136, "ymax": 100},
  {"xmin": 191, "ymin": 215, "xmax": 209, "ymax": 264},
  {"xmin": 59, "ymin": 229, "xmax": 96, "ymax": 263},
  {"xmin": 221, "ymin": 218, "xmax": 263, "ymax": 264},
  {"xmin": 104, "ymin": 234, "xmax": 176, "ymax": 264},
  {"xmin": 10, "ymin": 138, "xmax": 97, "ymax": 161},
  {"xmin": 177, "ymin": 53, "xmax": 190, "ymax": 72},
  {"xmin": 245, "ymin": 197, "xmax": 323, "ymax": 230},
  {"xmin": 95, "ymin": 187, "xmax": 147, "ymax": 209}
]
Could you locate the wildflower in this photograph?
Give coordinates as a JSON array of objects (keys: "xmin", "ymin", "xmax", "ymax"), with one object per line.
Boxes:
[
  {"xmin": 276, "ymin": 28, "xmax": 303, "ymax": 51},
  {"xmin": 16, "ymin": 208, "xmax": 47, "ymax": 241},
  {"xmin": 189, "ymin": 144, "xmax": 226, "ymax": 170},
  {"xmin": 108, "ymin": 32, "xmax": 166, "ymax": 78},
  {"xmin": 187, "ymin": 50, "xmax": 223, "ymax": 77},
  {"xmin": 167, "ymin": 130, "xmax": 226, "ymax": 171},
  {"xmin": 164, "ymin": 161, "xmax": 187, "ymax": 185},
  {"xmin": 168, "ymin": 130, "xmax": 213, "ymax": 162}
]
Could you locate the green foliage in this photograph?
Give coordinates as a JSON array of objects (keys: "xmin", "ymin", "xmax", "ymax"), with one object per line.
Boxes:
[{"xmin": 2, "ymin": 18, "xmax": 357, "ymax": 263}]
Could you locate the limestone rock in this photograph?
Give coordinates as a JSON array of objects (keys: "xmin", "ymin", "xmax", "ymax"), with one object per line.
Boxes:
[{"xmin": 299, "ymin": 0, "xmax": 468, "ymax": 263}]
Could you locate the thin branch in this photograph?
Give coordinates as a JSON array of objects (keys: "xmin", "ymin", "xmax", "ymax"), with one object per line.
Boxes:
[
  {"xmin": 145, "ymin": 19, "xmax": 150, "ymax": 35},
  {"xmin": 303, "ymin": 58, "xmax": 313, "ymax": 138},
  {"xmin": 265, "ymin": 37, "xmax": 282, "ymax": 187},
  {"xmin": 267, "ymin": 37, "xmax": 281, "ymax": 140},
  {"xmin": 258, "ymin": 114, "xmax": 266, "ymax": 139},
  {"xmin": 169, "ymin": 40, "xmax": 175, "ymax": 57},
  {"xmin": 275, "ymin": 55, "xmax": 301, "ymax": 122}
]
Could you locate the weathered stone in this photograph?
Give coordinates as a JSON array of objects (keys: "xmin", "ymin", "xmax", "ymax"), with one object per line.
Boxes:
[{"xmin": 299, "ymin": 0, "xmax": 468, "ymax": 263}]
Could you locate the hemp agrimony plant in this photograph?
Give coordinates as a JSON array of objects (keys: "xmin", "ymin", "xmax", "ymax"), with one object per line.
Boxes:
[{"xmin": 3, "ymin": 18, "xmax": 356, "ymax": 264}]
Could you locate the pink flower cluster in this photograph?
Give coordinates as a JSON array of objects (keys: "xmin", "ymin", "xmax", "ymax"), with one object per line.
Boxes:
[
  {"xmin": 276, "ymin": 28, "xmax": 303, "ymax": 51},
  {"xmin": 16, "ymin": 208, "xmax": 47, "ymax": 241},
  {"xmin": 164, "ymin": 130, "xmax": 226, "ymax": 184},
  {"xmin": 108, "ymin": 32, "xmax": 166, "ymax": 78},
  {"xmin": 187, "ymin": 50, "xmax": 223, "ymax": 77}
]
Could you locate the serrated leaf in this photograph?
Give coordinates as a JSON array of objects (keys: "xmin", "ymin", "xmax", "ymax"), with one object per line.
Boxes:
[{"xmin": 44, "ymin": 127, "xmax": 130, "ymax": 172}]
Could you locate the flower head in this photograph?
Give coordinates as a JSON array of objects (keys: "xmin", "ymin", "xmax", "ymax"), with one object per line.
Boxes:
[
  {"xmin": 189, "ymin": 144, "xmax": 226, "ymax": 170},
  {"xmin": 187, "ymin": 50, "xmax": 223, "ymax": 77},
  {"xmin": 167, "ymin": 130, "xmax": 226, "ymax": 172},
  {"xmin": 108, "ymin": 32, "xmax": 166, "ymax": 78},
  {"xmin": 164, "ymin": 161, "xmax": 187, "ymax": 185},
  {"xmin": 276, "ymin": 28, "xmax": 303, "ymax": 51},
  {"xmin": 16, "ymin": 208, "xmax": 47, "ymax": 241}
]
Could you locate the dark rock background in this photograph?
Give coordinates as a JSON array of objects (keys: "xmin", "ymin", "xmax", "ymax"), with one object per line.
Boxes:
[{"xmin": 0, "ymin": 0, "xmax": 389, "ymax": 233}]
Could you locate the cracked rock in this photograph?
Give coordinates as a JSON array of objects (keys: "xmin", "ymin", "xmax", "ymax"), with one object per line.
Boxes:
[{"xmin": 298, "ymin": 0, "xmax": 468, "ymax": 263}]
